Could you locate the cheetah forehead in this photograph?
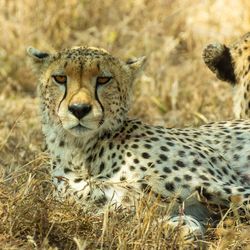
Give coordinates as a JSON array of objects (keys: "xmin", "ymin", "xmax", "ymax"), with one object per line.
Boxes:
[
  {"xmin": 71, "ymin": 46, "xmax": 109, "ymax": 54},
  {"xmin": 52, "ymin": 46, "xmax": 116, "ymax": 63}
]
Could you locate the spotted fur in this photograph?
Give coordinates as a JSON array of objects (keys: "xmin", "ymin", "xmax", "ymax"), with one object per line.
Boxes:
[
  {"xmin": 203, "ymin": 32, "xmax": 250, "ymax": 119},
  {"xmin": 27, "ymin": 46, "xmax": 250, "ymax": 241}
]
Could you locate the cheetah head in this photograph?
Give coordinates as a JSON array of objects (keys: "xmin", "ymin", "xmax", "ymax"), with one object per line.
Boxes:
[
  {"xmin": 27, "ymin": 46, "xmax": 146, "ymax": 137},
  {"xmin": 202, "ymin": 32, "xmax": 250, "ymax": 85}
]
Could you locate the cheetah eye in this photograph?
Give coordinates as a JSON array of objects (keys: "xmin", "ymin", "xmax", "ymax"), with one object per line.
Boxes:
[
  {"xmin": 96, "ymin": 76, "xmax": 112, "ymax": 85},
  {"xmin": 52, "ymin": 75, "xmax": 67, "ymax": 85}
]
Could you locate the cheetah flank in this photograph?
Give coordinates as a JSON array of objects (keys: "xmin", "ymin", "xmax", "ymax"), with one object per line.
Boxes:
[
  {"xmin": 203, "ymin": 32, "xmax": 250, "ymax": 119},
  {"xmin": 27, "ymin": 46, "xmax": 250, "ymax": 241}
]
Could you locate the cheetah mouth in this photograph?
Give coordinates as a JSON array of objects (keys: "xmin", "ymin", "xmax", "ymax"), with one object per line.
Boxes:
[{"xmin": 70, "ymin": 124, "xmax": 91, "ymax": 134}]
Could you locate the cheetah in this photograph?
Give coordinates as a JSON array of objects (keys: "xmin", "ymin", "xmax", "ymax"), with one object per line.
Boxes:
[
  {"xmin": 27, "ymin": 46, "xmax": 250, "ymax": 241},
  {"xmin": 203, "ymin": 32, "xmax": 250, "ymax": 119}
]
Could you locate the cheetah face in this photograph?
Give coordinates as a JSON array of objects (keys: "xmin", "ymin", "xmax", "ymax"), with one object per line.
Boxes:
[{"xmin": 27, "ymin": 47, "xmax": 146, "ymax": 137}]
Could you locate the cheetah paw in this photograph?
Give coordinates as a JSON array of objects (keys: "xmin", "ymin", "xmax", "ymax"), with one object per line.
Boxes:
[{"xmin": 161, "ymin": 215, "xmax": 205, "ymax": 243}]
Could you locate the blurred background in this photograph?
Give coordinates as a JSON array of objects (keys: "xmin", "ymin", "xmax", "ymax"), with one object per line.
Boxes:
[{"xmin": 0, "ymin": 0, "xmax": 250, "ymax": 248}]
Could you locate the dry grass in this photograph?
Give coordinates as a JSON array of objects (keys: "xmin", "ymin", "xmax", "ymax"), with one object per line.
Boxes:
[{"xmin": 0, "ymin": 0, "xmax": 250, "ymax": 249}]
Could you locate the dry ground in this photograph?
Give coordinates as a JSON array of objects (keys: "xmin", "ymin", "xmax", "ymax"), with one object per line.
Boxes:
[{"xmin": 0, "ymin": 0, "xmax": 250, "ymax": 249}]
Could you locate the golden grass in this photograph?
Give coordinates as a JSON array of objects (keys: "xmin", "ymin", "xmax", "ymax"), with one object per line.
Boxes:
[{"xmin": 0, "ymin": 0, "xmax": 250, "ymax": 249}]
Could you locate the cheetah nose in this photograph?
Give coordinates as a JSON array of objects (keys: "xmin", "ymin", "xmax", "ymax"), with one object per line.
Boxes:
[{"xmin": 68, "ymin": 103, "xmax": 92, "ymax": 120}]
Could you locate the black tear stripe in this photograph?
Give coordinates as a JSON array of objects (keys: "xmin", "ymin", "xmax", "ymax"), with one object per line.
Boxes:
[
  {"xmin": 95, "ymin": 85, "xmax": 105, "ymax": 126},
  {"xmin": 58, "ymin": 83, "xmax": 68, "ymax": 112}
]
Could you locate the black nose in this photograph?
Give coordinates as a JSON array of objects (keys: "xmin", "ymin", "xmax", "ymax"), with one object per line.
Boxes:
[{"xmin": 68, "ymin": 103, "xmax": 92, "ymax": 119}]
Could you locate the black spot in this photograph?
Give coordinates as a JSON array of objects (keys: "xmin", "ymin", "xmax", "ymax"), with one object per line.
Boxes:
[
  {"xmin": 223, "ymin": 187, "xmax": 232, "ymax": 194},
  {"xmin": 208, "ymin": 168, "xmax": 215, "ymax": 175},
  {"xmin": 184, "ymin": 175, "xmax": 192, "ymax": 181},
  {"xmin": 193, "ymin": 159, "xmax": 202, "ymax": 166},
  {"xmin": 165, "ymin": 182, "xmax": 175, "ymax": 192},
  {"xmin": 222, "ymin": 167, "xmax": 228, "ymax": 175},
  {"xmin": 134, "ymin": 158, "xmax": 140, "ymax": 164},
  {"xmin": 161, "ymin": 146, "xmax": 169, "ymax": 152},
  {"xmin": 203, "ymin": 182, "xmax": 211, "ymax": 186},
  {"xmin": 59, "ymin": 140, "xmax": 65, "ymax": 147},
  {"xmin": 151, "ymin": 137, "xmax": 159, "ymax": 141},
  {"xmin": 132, "ymin": 124, "xmax": 138, "ymax": 130},
  {"xmin": 159, "ymin": 154, "xmax": 168, "ymax": 161},
  {"xmin": 231, "ymin": 175, "xmax": 237, "ymax": 181},
  {"xmin": 200, "ymin": 175, "xmax": 209, "ymax": 181},
  {"xmin": 113, "ymin": 167, "xmax": 120, "ymax": 173},
  {"xmin": 99, "ymin": 147, "xmax": 104, "ymax": 157},
  {"xmin": 174, "ymin": 177, "xmax": 181, "ymax": 182},
  {"xmin": 131, "ymin": 144, "xmax": 139, "ymax": 149},
  {"xmin": 86, "ymin": 155, "xmax": 93, "ymax": 163},
  {"xmin": 64, "ymin": 168, "xmax": 72, "ymax": 174},
  {"xmin": 173, "ymin": 166, "xmax": 179, "ymax": 171},
  {"xmin": 233, "ymin": 154, "xmax": 240, "ymax": 160},
  {"xmin": 183, "ymin": 145, "xmax": 191, "ymax": 149},
  {"xmin": 156, "ymin": 129, "xmax": 165, "ymax": 134},
  {"xmin": 98, "ymin": 162, "xmax": 105, "ymax": 174},
  {"xmin": 140, "ymin": 166, "xmax": 147, "ymax": 171},
  {"xmin": 190, "ymin": 167, "xmax": 197, "ymax": 172},
  {"xmin": 147, "ymin": 162, "xmax": 154, "ymax": 168},
  {"xmin": 163, "ymin": 167, "xmax": 171, "ymax": 173},
  {"xmin": 142, "ymin": 152, "xmax": 150, "ymax": 159},
  {"xmin": 74, "ymin": 178, "xmax": 83, "ymax": 183},
  {"xmin": 236, "ymin": 145, "xmax": 243, "ymax": 151},
  {"xmin": 176, "ymin": 160, "xmax": 185, "ymax": 168},
  {"xmin": 109, "ymin": 142, "xmax": 114, "ymax": 150},
  {"xmin": 144, "ymin": 144, "xmax": 152, "ymax": 149},
  {"xmin": 52, "ymin": 161, "xmax": 57, "ymax": 169},
  {"xmin": 237, "ymin": 187, "xmax": 246, "ymax": 192},
  {"xmin": 178, "ymin": 151, "xmax": 185, "ymax": 157},
  {"xmin": 130, "ymin": 165, "xmax": 135, "ymax": 171},
  {"xmin": 120, "ymin": 176, "xmax": 126, "ymax": 181},
  {"xmin": 210, "ymin": 157, "xmax": 217, "ymax": 164},
  {"xmin": 112, "ymin": 162, "xmax": 117, "ymax": 168},
  {"xmin": 127, "ymin": 152, "xmax": 132, "ymax": 157}
]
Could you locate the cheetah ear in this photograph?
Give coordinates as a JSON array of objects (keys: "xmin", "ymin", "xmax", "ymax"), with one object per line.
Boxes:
[
  {"xmin": 126, "ymin": 56, "xmax": 147, "ymax": 77},
  {"xmin": 203, "ymin": 43, "xmax": 236, "ymax": 84},
  {"xmin": 27, "ymin": 47, "xmax": 51, "ymax": 72},
  {"xmin": 27, "ymin": 47, "xmax": 50, "ymax": 61}
]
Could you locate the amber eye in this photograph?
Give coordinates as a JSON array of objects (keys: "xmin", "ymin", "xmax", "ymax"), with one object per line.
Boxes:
[
  {"xmin": 96, "ymin": 76, "xmax": 112, "ymax": 85},
  {"xmin": 52, "ymin": 75, "xmax": 67, "ymax": 84}
]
